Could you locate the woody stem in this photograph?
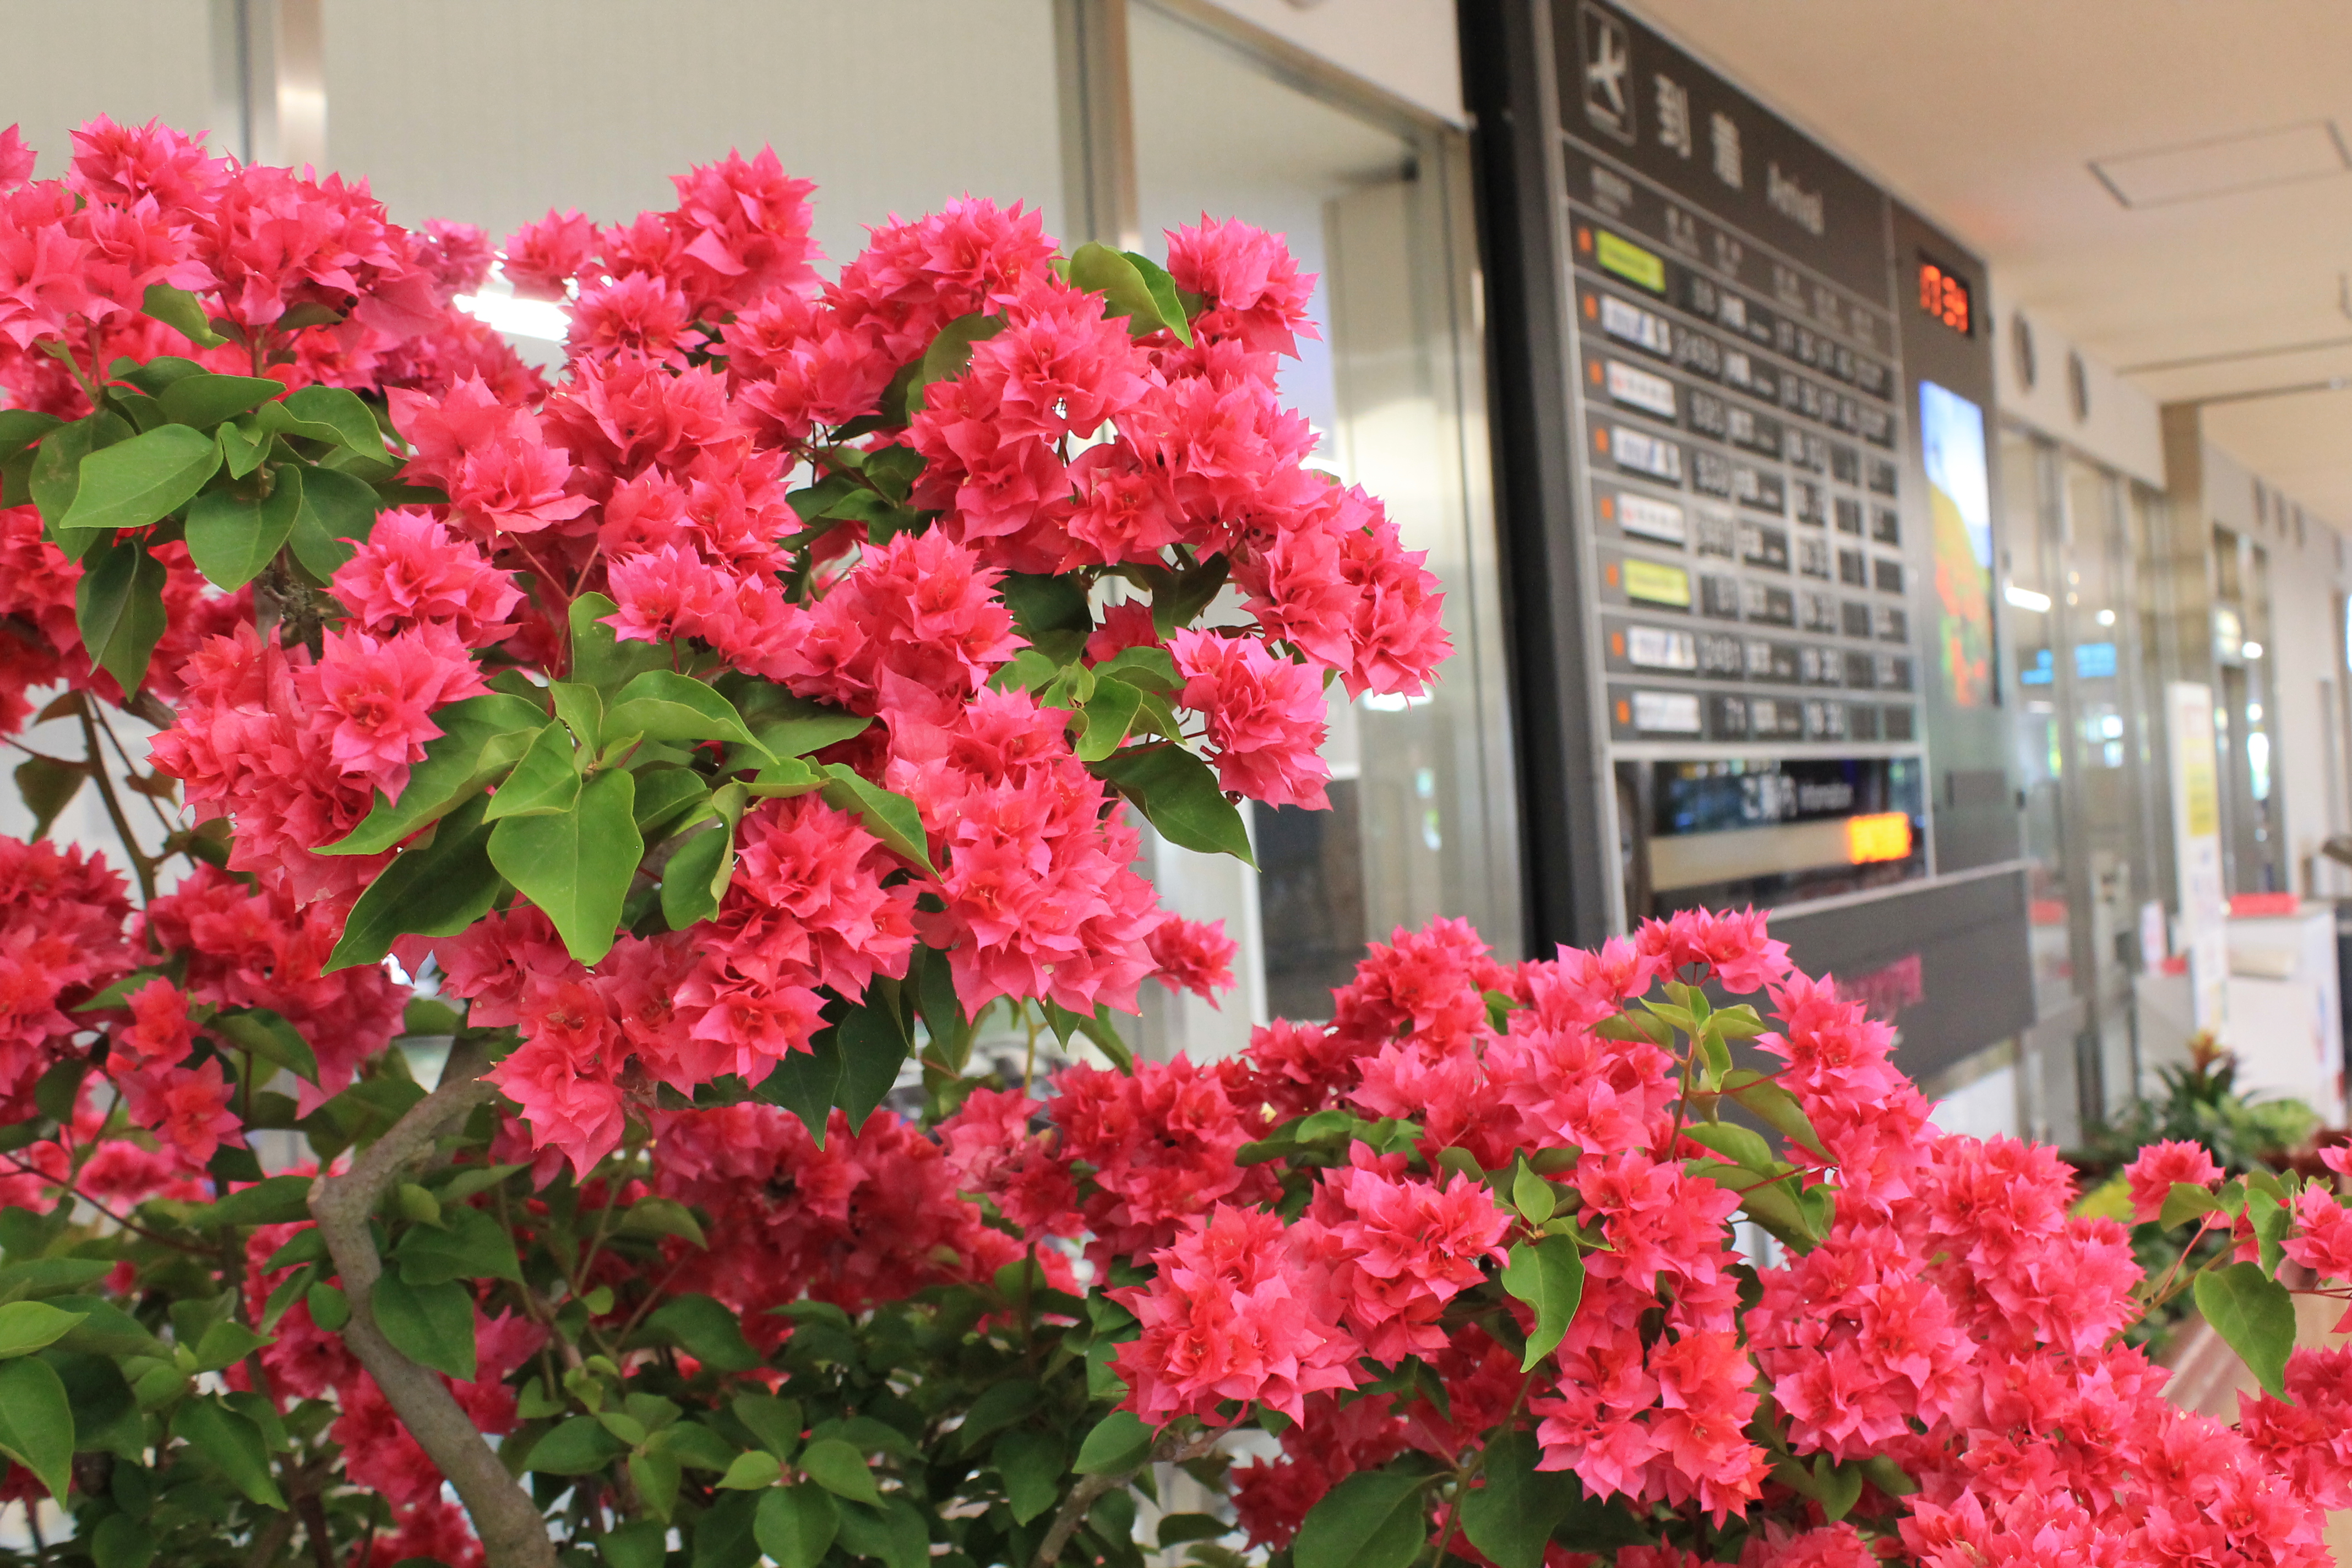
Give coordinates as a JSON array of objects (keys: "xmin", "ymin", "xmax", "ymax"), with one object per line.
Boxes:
[{"xmin": 307, "ymin": 1038, "xmax": 556, "ymax": 1568}]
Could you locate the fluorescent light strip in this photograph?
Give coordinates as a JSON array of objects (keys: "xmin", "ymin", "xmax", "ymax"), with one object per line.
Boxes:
[{"xmin": 2003, "ymin": 583, "xmax": 2052, "ymax": 613}]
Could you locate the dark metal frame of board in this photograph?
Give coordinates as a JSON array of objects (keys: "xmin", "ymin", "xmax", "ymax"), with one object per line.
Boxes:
[{"xmin": 1461, "ymin": 0, "xmax": 2033, "ymax": 1079}]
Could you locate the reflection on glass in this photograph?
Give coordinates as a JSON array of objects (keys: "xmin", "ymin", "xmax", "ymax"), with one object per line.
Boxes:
[{"xmin": 1126, "ymin": 4, "xmax": 1516, "ymax": 1054}]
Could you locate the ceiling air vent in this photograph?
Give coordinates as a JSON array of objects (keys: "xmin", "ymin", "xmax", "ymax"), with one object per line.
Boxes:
[{"xmin": 2091, "ymin": 121, "xmax": 2350, "ymax": 209}]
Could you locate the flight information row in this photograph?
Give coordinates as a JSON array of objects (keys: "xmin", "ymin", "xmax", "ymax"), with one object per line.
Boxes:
[
  {"xmin": 1598, "ymin": 547, "xmax": 1912, "ymax": 642},
  {"xmin": 1583, "ymin": 284, "xmax": 1901, "ymax": 458},
  {"xmin": 1602, "ymin": 618, "xmax": 1915, "ymax": 693},
  {"xmin": 1607, "ymin": 684, "xmax": 1918, "ymax": 745},
  {"xmin": 1571, "ymin": 210, "xmax": 1898, "ymax": 395},
  {"xmin": 1597, "ymin": 484, "xmax": 1907, "ymax": 596}
]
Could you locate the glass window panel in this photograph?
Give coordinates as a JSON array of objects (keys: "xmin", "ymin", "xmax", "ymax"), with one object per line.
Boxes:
[{"xmin": 1126, "ymin": 3, "xmax": 1519, "ymax": 1057}]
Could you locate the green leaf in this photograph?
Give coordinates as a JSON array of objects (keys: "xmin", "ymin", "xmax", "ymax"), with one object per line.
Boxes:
[
  {"xmin": 835, "ymin": 992, "xmax": 911, "ymax": 1130},
  {"xmin": 183, "ymin": 464, "xmax": 302, "ymax": 589},
  {"xmin": 157, "ymin": 373, "xmax": 285, "ymax": 430},
  {"xmin": 1684, "ymin": 1121, "xmax": 1775, "ymax": 1169},
  {"xmin": 912, "ymin": 945, "xmax": 973, "ymax": 1069},
  {"xmin": 798, "ymin": 1435, "xmax": 880, "ymax": 1504},
  {"xmin": 1125, "ymin": 250, "xmax": 1195, "ymax": 343},
  {"xmin": 2250, "ymin": 1188, "xmax": 2293, "ymax": 1276},
  {"xmin": 489, "ymin": 767, "xmax": 641, "ymax": 965},
  {"xmin": 607, "ymin": 669, "xmax": 761, "ymax": 753},
  {"xmin": 831, "ymin": 1495, "xmax": 929, "ymax": 1568},
  {"xmin": 281, "ymin": 384, "xmax": 387, "ymax": 458},
  {"xmin": 396, "ymin": 1205, "xmax": 523, "ymax": 1286},
  {"xmin": 482, "ymin": 721, "xmax": 581, "ymax": 821},
  {"xmin": 326, "ymin": 791, "xmax": 505, "ymax": 971},
  {"xmin": 757, "ymin": 1030, "xmax": 843, "ymax": 1144},
  {"xmin": 1458, "ymin": 1430, "xmax": 1575, "ymax": 1568},
  {"xmin": 2196, "ymin": 1261, "xmax": 2296, "ymax": 1398},
  {"xmin": 192, "ymin": 1319, "xmax": 271, "ymax": 1373},
  {"xmin": 599, "ymin": 1519, "xmax": 668, "ymax": 1568},
  {"xmin": 1158, "ymin": 1513, "xmax": 1229, "ymax": 1548},
  {"xmin": 0, "ymin": 1258, "xmax": 110, "ymax": 1298},
  {"xmin": 249, "ymin": 398, "xmax": 353, "ymax": 449},
  {"xmin": 216, "ymin": 415, "xmax": 268, "ymax": 479},
  {"xmin": 1075, "ymin": 677, "xmax": 1146, "ymax": 763},
  {"xmin": 57, "ymin": 422, "xmax": 220, "ymax": 533},
  {"xmin": 549, "ymin": 680, "xmax": 605, "ymax": 749},
  {"xmin": 210, "ymin": 1008, "xmax": 321, "ymax": 1085},
  {"xmin": 13, "ymin": 755, "xmax": 85, "ymax": 841},
  {"xmin": 1091, "ymin": 744, "xmax": 1254, "ymax": 864},
  {"xmin": 733, "ymin": 1393, "xmax": 804, "ymax": 1459},
  {"xmin": 788, "ymin": 471, "xmax": 861, "ymax": 523},
  {"xmin": 0, "ymin": 1302, "xmax": 84, "ymax": 1360},
  {"xmin": 30, "ymin": 410, "xmax": 133, "ymax": 535},
  {"xmin": 738, "ymin": 695, "xmax": 872, "ymax": 760},
  {"xmin": 108, "ymin": 355, "xmax": 207, "ymax": 395},
  {"xmin": 756, "ymin": 1484, "xmax": 841, "ymax": 1568},
  {"xmin": 994, "ymin": 1428, "xmax": 1064, "ymax": 1523},
  {"xmin": 643, "ymin": 1292, "xmax": 759, "ymax": 1373},
  {"xmin": 569, "ymin": 592, "xmax": 672, "ymax": 694},
  {"xmin": 1072, "ymin": 1409, "xmax": 1152, "ymax": 1475},
  {"xmin": 206, "ymin": 1175, "xmax": 317, "ymax": 1241},
  {"xmin": 1500, "ymin": 1234, "xmax": 1586, "ymax": 1370},
  {"xmin": 818, "ymin": 765, "xmax": 933, "ymax": 871},
  {"xmin": 630, "ymin": 1446, "xmax": 683, "ymax": 1522},
  {"xmin": 325, "ymin": 692, "xmax": 547, "ymax": 854},
  {"xmin": 633, "ymin": 766, "xmax": 708, "ymax": 837},
  {"xmin": 903, "ymin": 312, "xmax": 1005, "ymax": 416},
  {"xmin": 716, "ymin": 1449, "xmax": 782, "ymax": 1490},
  {"xmin": 1511, "ymin": 1163, "xmax": 1556, "ymax": 1226},
  {"xmin": 527, "ymin": 1415, "xmax": 630, "ymax": 1476},
  {"xmin": 1817, "ymin": 1455, "xmax": 1865, "ymax": 1522},
  {"xmin": 288, "ymin": 464, "xmax": 380, "ymax": 576},
  {"xmin": 74, "ymin": 533, "xmax": 169, "ymax": 693},
  {"xmin": 434, "ymin": 1161, "xmax": 525, "ymax": 1206},
  {"xmin": 91, "ymin": 1513, "xmax": 156, "ymax": 1568},
  {"xmin": 305, "ymin": 1283, "xmax": 349, "ymax": 1331},
  {"xmin": 0, "ymin": 409, "xmax": 59, "ymax": 467},
  {"xmin": 1292, "ymin": 1468, "xmax": 1428, "ymax": 1568},
  {"xmin": 140, "ymin": 282, "xmax": 228, "ymax": 347},
  {"xmin": 617, "ymin": 1195, "xmax": 707, "ymax": 1249},
  {"xmin": 1722, "ymin": 1071, "xmax": 1827, "ymax": 1159},
  {"xmin": 661, "ymin": 823, "xmax": 735, "ymax": 929},
  {"xmin": 369, "ymin": 1273, "xmax": 477, "ymax": 1381},
  {"xmin": 956, "ymin": 1379, "xmax": 1042, "ymax": 1454},
  {"xmin": 1148, "ymin": 553, "xmax": 1229, "ymax": 636},
  {"xmin": 999, "ymin": 571, "xmax": 1093, "ymax": 665},
  {"xmin": 1069, "ymin": 242, "xmax": 1194, "ymax": 344},
  {"xmin": 170, "ymin": 1396, "xmax": 284, "ymax": 1509}
]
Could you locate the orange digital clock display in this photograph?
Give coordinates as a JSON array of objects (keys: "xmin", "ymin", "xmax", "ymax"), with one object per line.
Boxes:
[{"xmin": 1918, "ymin": 258, "xmax": 1971, "ymax": 336}]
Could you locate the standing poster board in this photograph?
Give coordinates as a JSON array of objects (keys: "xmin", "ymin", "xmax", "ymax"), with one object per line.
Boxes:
[{"xmin": 2166, "ymin": 681, "xmax": 2228, "ymax": 1032}]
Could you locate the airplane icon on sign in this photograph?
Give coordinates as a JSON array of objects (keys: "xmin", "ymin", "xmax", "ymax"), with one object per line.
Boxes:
[{"xmin": 1580, "ymin": 5, "xmax": 1636, "ymax": 143}]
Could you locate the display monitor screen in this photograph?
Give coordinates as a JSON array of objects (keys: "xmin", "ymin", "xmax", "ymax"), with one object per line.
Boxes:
[{"xmin": 1920, "ymin": 380, "xmax": 1994, "ymax": 707}]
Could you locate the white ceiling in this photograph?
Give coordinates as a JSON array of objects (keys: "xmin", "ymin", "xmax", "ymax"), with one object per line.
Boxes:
[{"xmin": 1637, "ymin": 0, "xmax": 2352, "ymax": 520}]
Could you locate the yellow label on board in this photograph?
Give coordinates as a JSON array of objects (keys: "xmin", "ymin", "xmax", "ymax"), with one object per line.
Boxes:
[
  {"xmin": 1597, "ymin": 230, "xmax": 1666, "ymax": 293},
  {"xmin": 1623, "ymin": 558, "xmax": 1691, "ymax": 607}
]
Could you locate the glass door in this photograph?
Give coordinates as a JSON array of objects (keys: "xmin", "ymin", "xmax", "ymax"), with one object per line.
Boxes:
[
  {"xmin": 2003, "ymin": 427, "xmax": 2085, "ymax": 1140},
  {"xmin": 2061, "ymin": 456, "xmax": 2152, "ymax": 1118},
  {"xmin": 1124, "ymin": 2, "xmax": 1521, "ymax": 1057}
]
